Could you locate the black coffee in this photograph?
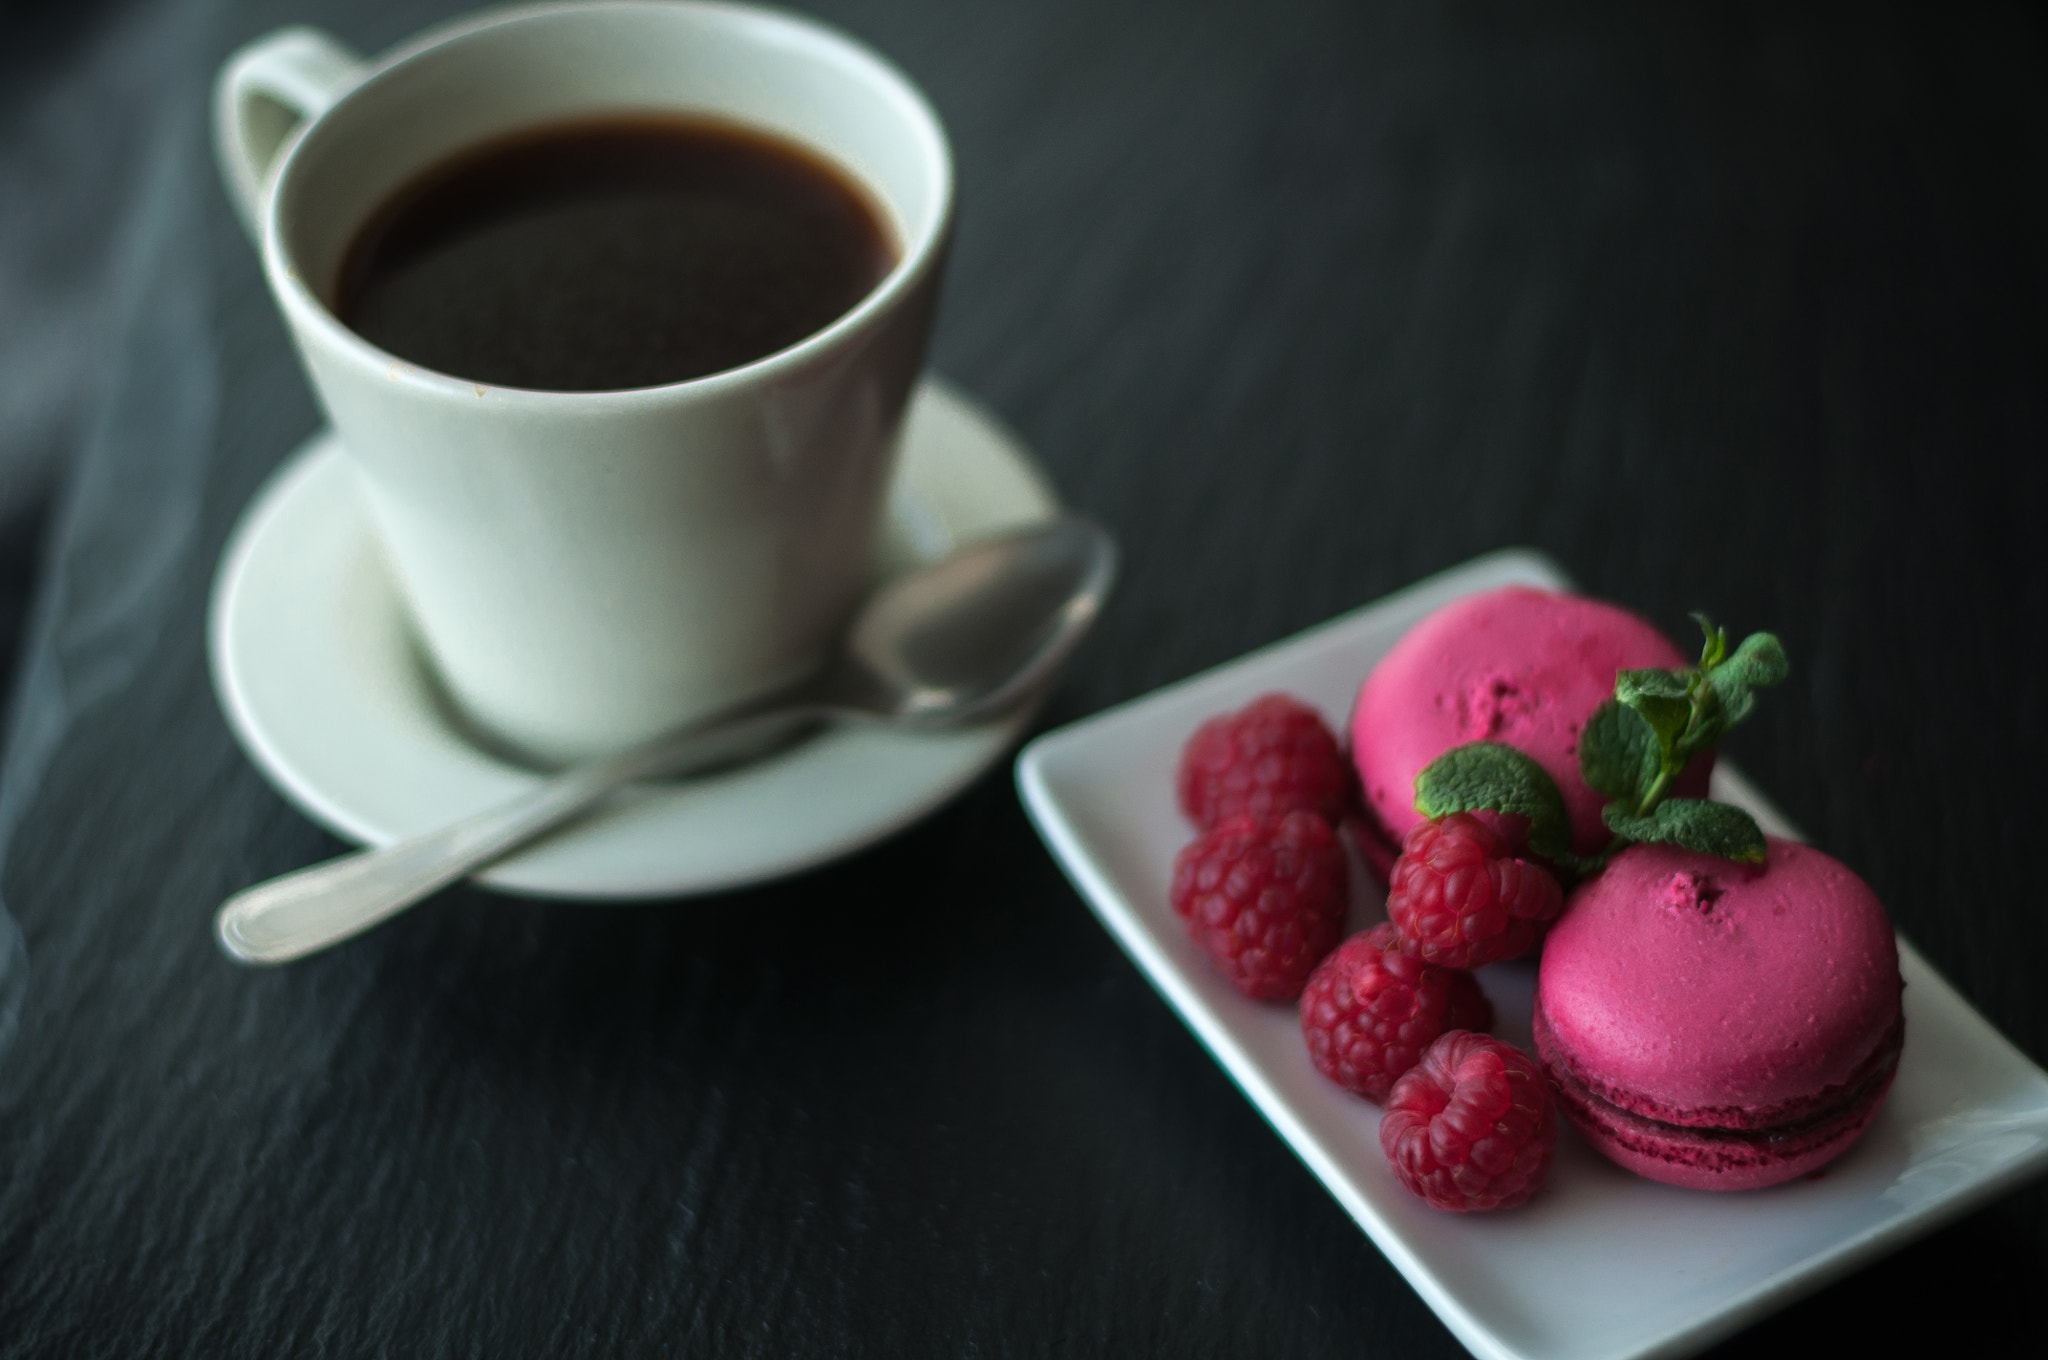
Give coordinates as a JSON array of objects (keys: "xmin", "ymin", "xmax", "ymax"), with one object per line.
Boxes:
[{"xmin": 336, "ymin": 115, "xmax": 896, "ymax": 392}]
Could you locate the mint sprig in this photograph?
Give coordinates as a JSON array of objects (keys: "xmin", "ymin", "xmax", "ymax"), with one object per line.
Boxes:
[
  {"xmin": 1409, "ymin": 613, "xmax": 1789, "ymax": 877},
  {"xmin": 1577, "ymin": 615, "xmax": 1787, "ymax": 862}
]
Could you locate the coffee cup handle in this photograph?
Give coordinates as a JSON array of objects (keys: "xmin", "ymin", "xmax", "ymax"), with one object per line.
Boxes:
[{"xmin": 213, "ymin": 27, "xmax": 366, "ymax": 241}]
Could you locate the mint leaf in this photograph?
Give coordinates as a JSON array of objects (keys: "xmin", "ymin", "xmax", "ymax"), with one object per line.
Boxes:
[
  {"xmin": 1713, "ymin": 682, "xmax": 1756, "ymax": 728},
  {"xmin": 1415, "ymin": 742, "xmax": 1587, "ymax": 873},
  {"xmin": 1579, "ymin": 700, "xmax": 1659, "ymax": 805},
  {"xmin": 1616, "ymin": 668, "xmax": 1689, "ymax": 701},
  {"xmin": 1709, "ymin": 632, "xmax": 1789, "ymax": 691},
  {"xmin": 1696, "ymin": 632, "xmax": 1785, "ymax": 742},
  {"xmin": 1601, "ymin": 798, "xmax": 1767, "ymax": 863},
  {"xmin": 1615, "ymin": 670, "xmax": 1691, "ymax": 751}
]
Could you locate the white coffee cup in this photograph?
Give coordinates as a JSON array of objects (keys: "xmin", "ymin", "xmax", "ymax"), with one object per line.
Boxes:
[{"xmin": 214, "ymin": 1, "xmax": 953, "ymax": 764}]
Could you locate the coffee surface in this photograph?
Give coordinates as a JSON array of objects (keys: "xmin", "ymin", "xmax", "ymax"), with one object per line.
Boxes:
[{"xmin": 337, "ymin": 115, "xmax": 896, "ymax": 391}]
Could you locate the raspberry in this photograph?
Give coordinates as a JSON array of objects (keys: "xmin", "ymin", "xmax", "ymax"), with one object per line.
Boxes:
[
  {"xmin": 1379, "ymin": 1031, "xmax": 1555, "ymax": 1212},
  {"xmin": 1169, "ymin": 810, "xmax": 1347, "ymax": 1000},
  {"xmin": 1177, "ymin": 694, "xmax": 1354, "ymax": 830},
  {"xmin": 1386, "ymin": 813, "xmax": 1563, "ymax": 968},
  {"xmin": 1300, "ymin": 923, "xmax": 1494, "ymax": 1102}
]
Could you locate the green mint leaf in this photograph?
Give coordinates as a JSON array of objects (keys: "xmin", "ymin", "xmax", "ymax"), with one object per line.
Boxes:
[
  {"xmin": 1616, "ymin": 670, "xmax": 1691, "ymax": 751},
  {"xmin": 1578, "ymin": 700, "xmax": 1659, "ymax": 804},
  {"xmin": 1616, "ymin": 668, "xmax": 1689, "ymax": 701},
  {"xmin": 1714, "ymin": 682, "xmax": 1756, "ymax": 728},
  {"xmin": 1692, "ymin": 632, "xmax": 1785, "ymax": 747},
  {"xmin": 1709, "ymin": 632, "xmax": 1789, "ymax": 692},
  {"xmin": 1414, "ymin": 741, "xmax": 1585, "ymax": 873},
  {"xmin": 1601, "ymin": 798, "xmax": 1767, "ymax": 863}
]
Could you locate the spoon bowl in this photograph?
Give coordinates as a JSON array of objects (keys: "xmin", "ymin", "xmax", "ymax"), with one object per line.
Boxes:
[{"xmin": 843, "ymin": 516, "xmax": 1114, "ymax": 724}]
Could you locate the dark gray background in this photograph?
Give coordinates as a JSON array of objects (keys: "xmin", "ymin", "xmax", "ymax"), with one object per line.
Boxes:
[{"xmin": 2, "ymin": 0, "xmax": 2044, "ymax": 1355}]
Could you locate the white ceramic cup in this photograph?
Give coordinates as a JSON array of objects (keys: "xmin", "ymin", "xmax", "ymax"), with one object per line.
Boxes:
[{"xmin": 214, "ymin": 1, "xmax": 953, "ymax": 764}]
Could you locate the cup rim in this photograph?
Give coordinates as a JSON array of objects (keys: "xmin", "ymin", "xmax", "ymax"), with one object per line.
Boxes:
[{"xmin": 262, "ymin": 0, "xmax": 955, "ymax": 407}]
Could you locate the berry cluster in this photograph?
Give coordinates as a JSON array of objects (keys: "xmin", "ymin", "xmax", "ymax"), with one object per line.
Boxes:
[
  {"xmin": 1170, "ymin": 693, "xmax": 1559, "ymax": 1213},
  {"xmin": 1170, "ymin": 695, "xmax": 1356, "ymax": 1001}
]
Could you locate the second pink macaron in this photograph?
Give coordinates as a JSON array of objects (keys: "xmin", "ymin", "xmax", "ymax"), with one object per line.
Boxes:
[
  {"xmin": 1533, "ymin": 837, "xmax": 1904, "ymax": 1191},
  {"xmin": 1351, "ymin": 586, "xmax": 1711, "ymax": 858}
]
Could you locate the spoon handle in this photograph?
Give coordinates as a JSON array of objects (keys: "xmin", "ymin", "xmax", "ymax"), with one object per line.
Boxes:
[{"xmin": 215, "ymin": 707, "xmax": 818, "ymax": 965}]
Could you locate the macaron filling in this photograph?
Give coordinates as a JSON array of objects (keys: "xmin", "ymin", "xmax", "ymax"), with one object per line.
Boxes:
[{"xmin": 1535, "ymin": 998, "xmax": 1907, "ymax": 1133}]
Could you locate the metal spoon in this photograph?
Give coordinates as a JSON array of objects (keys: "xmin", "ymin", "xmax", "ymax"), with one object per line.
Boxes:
[{"xmin": 216, "ymin": 515, "xmax": 1116, "ymax": 965}]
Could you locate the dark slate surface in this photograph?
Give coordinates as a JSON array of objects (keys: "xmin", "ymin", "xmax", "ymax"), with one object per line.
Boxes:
[{"xmin": 3, "ymin": 0, "xmax": 2046, "ymax": 1355}]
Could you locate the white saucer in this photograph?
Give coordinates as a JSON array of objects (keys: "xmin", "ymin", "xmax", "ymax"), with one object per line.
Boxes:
[{"xmin": 210, "ymin": 378, "xmax": 1060, "ymax": 900}]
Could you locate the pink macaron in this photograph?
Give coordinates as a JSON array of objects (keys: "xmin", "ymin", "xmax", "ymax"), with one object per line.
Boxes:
[
  {"xmin": 1534, "ymin": 838, "xmax": 1904, "ymax": 1191},
  {"xmin": 1351, "ymin": 586, "xmax": 1711, "ymax": 859}
]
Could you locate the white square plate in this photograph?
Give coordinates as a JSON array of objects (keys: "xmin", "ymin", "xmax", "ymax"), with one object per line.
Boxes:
[{"xmin": 1016, "ymin": 549, "xmax": 2048, "ymax": 1360}]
